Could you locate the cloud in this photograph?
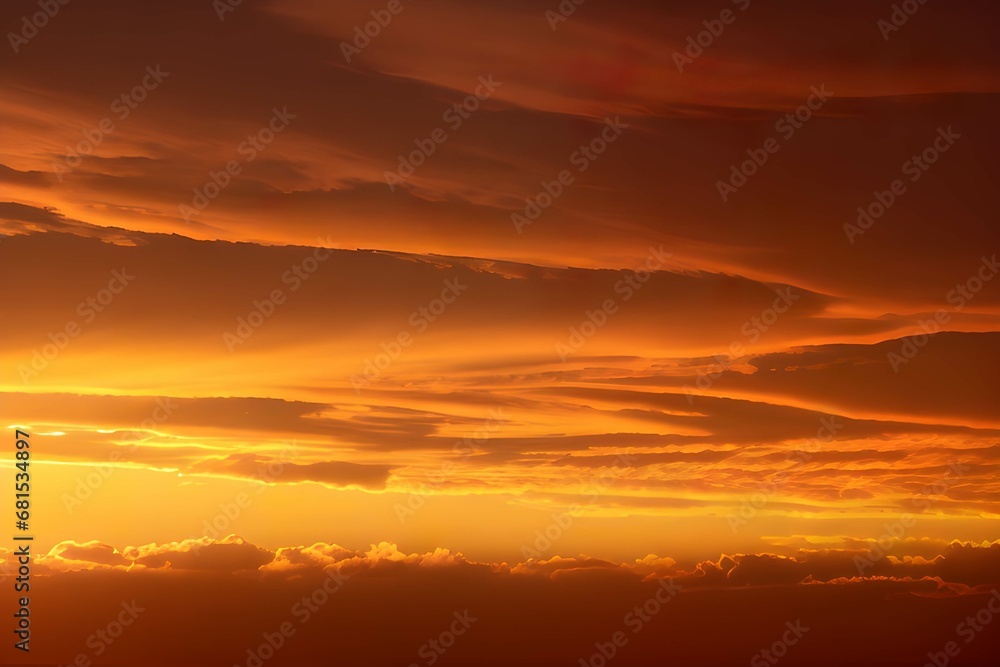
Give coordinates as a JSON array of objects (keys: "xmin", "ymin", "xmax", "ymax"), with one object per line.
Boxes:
[
  {"xmin": 12, "ymin": 536, "xmax": 1000, "ymax": 665},
  {"xmin": 24, "ymin": 535, "xmax": 999, "ymax": 588},
  {"xmin": 33, "ymin": 540, "xmax": 132, "ymax": 572},
  {"xmin": 0, "ymin": 201, "xmax": 138, "ymax": 242},
  {"xmin": 2, "ymin": 0, "xmax": 999, "ymax": 307},
  {"xmin": 191, "ymin": 453, "xmax": 393, "ymax": 489},
  {"xmin": 120, "ymin": 535, "xmax": 275, "ymax": 571}
]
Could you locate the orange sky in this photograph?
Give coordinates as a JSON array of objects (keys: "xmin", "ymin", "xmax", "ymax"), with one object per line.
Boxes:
[{"xmin": 1, "ymin": 0, "xmax": 999, "ymax": 664}]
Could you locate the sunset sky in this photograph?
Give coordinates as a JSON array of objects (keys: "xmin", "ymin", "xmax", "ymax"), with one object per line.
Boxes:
[{"xmin": 1, "ymin": 0, "xmax": 999, "ymax": 665}]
